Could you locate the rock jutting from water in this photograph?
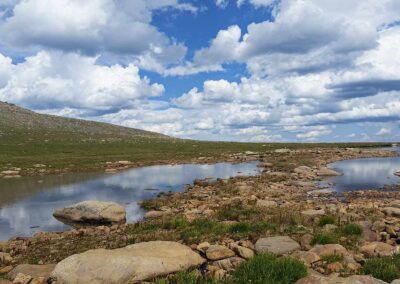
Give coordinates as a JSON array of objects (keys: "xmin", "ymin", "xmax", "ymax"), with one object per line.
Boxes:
[{"xmin": 53, "ymin": 200, "xmax": 126, "ymax": 226}]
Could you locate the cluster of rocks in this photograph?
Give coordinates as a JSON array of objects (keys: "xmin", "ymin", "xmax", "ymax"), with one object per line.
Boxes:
[
  {"xmin": 0, "ymin": 169, "xmax": 21, "ymax": 179},
  {"xmin": 2, "ymin": 148, "xmax": 400, "ymax": 283}
]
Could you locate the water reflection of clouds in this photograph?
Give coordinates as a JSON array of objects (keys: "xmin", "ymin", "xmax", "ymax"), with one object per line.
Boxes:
[
  {"xmin": 327, "ymin": 156, "xmax": 400, "ymax": 191},
  {"xmin": 0, "ymin": 162, "xmax": 259, "ymax": 240}
]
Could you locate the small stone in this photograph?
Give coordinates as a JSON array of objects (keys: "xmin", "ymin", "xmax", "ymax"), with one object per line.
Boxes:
[
  {"xmin": 232, "ymin": 246, "xmax": 254, "ymax": 259},
  {"xmin": 256, "ymin": 200, "xmax": 277, "ymax": 208},
  {"xmin": 0, "ymin": 253, "xmax": 12, "ymax": 266},
  {"xmin": 301, "ymin": 209, "xmax": 325, "ymax": 217},
  {"xmin": 326, "ymin": 262, "xmax": 343, "ymax": 273},
  {"xmin": 196, "ymin": 242, "xmax": 210, "ymax": 253},
  {"xmin": 144, "ymin": 210, "xmax": 168, "ymax": 219},
  {"xmin": 206, "ymin": 245, "xmax": 235, "ymax": 261},
  {"xmin": 30, "ymin": 278, "xmax": 47, "ymax": 284},
  {"xmin": 291, "ymin": 251, "xmax": 321, "ymax": 267},
  {"xmin": 347, "ymin": 262, "xmax": 361, "ymax": 272},
  {"xmin": 316, "ymin": 167, "xmax": 342, "ymax": 176},
  {"xmin": 0, "ymin": 266, "xmax": 13, "ymax": 275},
  {"xmin": 309, "ymin": 244, "xmax": 349, "ymax": 258},
  {"xmin": 360, "ymin": 242, "xmax": 395, "ymax": 257},
  {"xmin": 212, "ymin": 257, "xmax": 245, "ymax": 271},
  {"xmin": 12, "ymin": 273, "xmax": 32, "ymax": 284}
]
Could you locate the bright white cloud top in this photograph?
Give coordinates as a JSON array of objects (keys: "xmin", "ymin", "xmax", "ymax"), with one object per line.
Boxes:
[{"xmin": 0, "ymin": 0, "xmax": 399, "ymax": 142}]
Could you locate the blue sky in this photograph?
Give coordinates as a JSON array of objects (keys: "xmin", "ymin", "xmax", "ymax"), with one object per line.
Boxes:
[{"xmin": 0, "ymin": 0, "xmax": 399, "ymax": 142}]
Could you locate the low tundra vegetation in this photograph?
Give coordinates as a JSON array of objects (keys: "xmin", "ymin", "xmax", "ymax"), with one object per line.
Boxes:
[
  {"xmin": 362, "ymin": 254, "xmax": 400, "ymax": 282},
  {"xmin": 152, "ymin": 254, "xmax": 308, "ymax": 284},
  {"xmin": 231, "ymin": 254, "xmax": 308, "ymax": 284}
]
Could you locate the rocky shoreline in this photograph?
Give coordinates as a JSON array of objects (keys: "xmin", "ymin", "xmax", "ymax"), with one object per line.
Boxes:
[{"xmin": 1, "ymin": 148, "xmax": 400, "ymax": 283}]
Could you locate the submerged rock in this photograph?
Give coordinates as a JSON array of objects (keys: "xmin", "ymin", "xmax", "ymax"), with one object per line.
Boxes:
[
  {"xmin": 53, "ymin": 200, "xmax": 126, "ymax": 226},
  {"xmin": 51, "ymin": 241, "xmax": 205, "ymax": 283}
]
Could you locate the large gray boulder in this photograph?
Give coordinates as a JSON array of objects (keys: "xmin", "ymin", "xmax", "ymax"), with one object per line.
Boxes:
[
  {"xmin": 53, "ymin": 200, "xmax": 126, "ymax": 226},
  {"xmin": 255, "ymin": 236, "xmax": 300, "ymax": 255},
  {"xmin": 51, "ymin": 241, "xmax": 205, "ymax": 283}
]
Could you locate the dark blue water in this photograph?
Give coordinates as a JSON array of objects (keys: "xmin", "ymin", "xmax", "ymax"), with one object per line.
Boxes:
[
  {"xmin": 324, "ymin": 147, "xmax": 400, "ymax": 192},
  {"xmin": 0, "ymin": 162, "xmax": 260, "ymax": 240}
]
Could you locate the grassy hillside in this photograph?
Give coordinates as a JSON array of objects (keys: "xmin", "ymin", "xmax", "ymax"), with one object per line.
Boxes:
[{"xmin": 0, "ymin": 101, "xmax": 393, "ymax": 174}]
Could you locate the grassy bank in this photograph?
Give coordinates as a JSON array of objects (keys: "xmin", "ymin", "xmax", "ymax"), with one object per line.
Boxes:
[{"xmin": 0, "ymin": 129, "xmax": 393, "ymax": 174}]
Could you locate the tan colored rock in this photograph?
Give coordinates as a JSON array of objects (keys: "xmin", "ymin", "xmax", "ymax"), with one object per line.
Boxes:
[
  {"xmin": 301, "ymin": 209, "xmax": 325, "ymax": 217},
  {"xmin": 12, "ymin": 273, "xmax": 32, "ymax": 284},
  {"xmin": 51, "ymin": 241, "xmax": 205, "ymax": 283},
  {"xmin": 212, "ymin": 257, "xmax": 245, "ymax": 271},
  {"xmin": 30, "ymin": 277, "xmax": 47, "ymax": 284},
  {"xmin": 255, "ymin": 236, "xmax": 300, "ymax": 255},
  {"xmin": 326, "ymin": 262, "xmax": 343, "ymax": 273},
  {"xmin": 296, "ymin": 274, "xmax": 387, "ymax": 284},
  {"xmin": 344, "ymin": 275, "xmax": 387, "ymax": 284},
  {"xmin": 232, "ymin": 245, "xmax": 254, "ymax": 260},
  {"xmin": 347, "ymin": 262, "xmax": 361, "ymax": 272},
  {"xmin": 360, "ymin": 242, "xmax": 395, "ymax": 257},
  {"xmin": 144, "ymin": 210, "xmax": 170, "ymax": 219},
  {"xmin": 291, "ymin": 251, "xmax": 321, "ymax": 267},
  {"xmin": 0, "ymin": 266, "xmax": 13, "ymax": 275},
  {"xmin": 53, "ymin": 200, "xmax": 126, "ymax": 226},
  {"xmin": 256, "ymin": 199, "xmax": 277, "ymax": 208},
  {"xmin": 0, "ymin": 171, "xmax": 19, "ymax": 176},
  {"xmin": 382, "ymin": 207, "xmax": 400, "ymax": 217},
  {"xmin": 0, "ymin": 253, "xmax": 12, "ymax": 266},
  {"xmin": 8, "ymin": 265, "xmax": 55, "ymax": 281},
  {"xmin": 309, "ymin": 244, "xmax": 349, "ymax": 258},
  {"xmin": 294, "ymin": 166, "xmax": 314, "ymax": 175},
  {"xmin": 0, "ymin": 279, "xmax": 11, "ymax": 284},
  {"xmin": 206, "ymin": 245, "xmax": 235, "ymax": 261},
  {"xmin": 300, "ymin": 234, "xmax": 313, "ymax": 250},
  {"xmin": 196, "ymin": 242, "xmax": 210, "ymax": 253},
  {"xmin": 317, "ymin": 167, "xmax": 342, "ymax": 176}
]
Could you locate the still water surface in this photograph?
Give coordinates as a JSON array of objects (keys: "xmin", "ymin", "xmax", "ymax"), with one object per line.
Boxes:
[
  {"xmin": 324, "ymin": 147, "xmax": 400, "ymax": 191},
  {"xmin": 0, "ymin": 162, "xmax": 260, "ymax": 240}
]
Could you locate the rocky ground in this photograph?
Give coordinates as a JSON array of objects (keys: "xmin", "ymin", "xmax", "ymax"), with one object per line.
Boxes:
[{"xmin": 1, "ymin": 148, "xmax": 400, "ymax": 283}]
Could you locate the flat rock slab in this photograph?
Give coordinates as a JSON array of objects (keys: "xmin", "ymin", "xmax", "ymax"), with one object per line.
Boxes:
[
  {"xmin": 255, "ymin": 236, "xmax": 300, "ymax": 255},
  {"xmin": 301, "ymin": 209, "xmax": 325, "ymax": 217},
  {"xmin": 53, "ymin": 200, "xmax": 126, "ymax": 226},
  {"xmin": 206, "ymin": 245, "xmax": 235, "ymax": 261},
  {"xmin": 296, "ymin": 274, "xmax": 387, "ymax": 284},
  {"xmin": 309, "ymin": 244, "xmax": 349, "ymax": 258},
  {"xmin": 360, "ymin": 242, "xmax": 395, "ymax": 257},
  {"xmin": 51, "ymin": 241, "xmax": 205, "ymax": 284},
  {"xmin": 8, "ymin": 264, "xmax": 56, "ymax": 280},
  {"xmin": 383, "ymin": 207, "xmax": 400, "ymax": 217},
  {"xmin": 317, "ymin": 167, "xmax": 342, "ymax": 176}
]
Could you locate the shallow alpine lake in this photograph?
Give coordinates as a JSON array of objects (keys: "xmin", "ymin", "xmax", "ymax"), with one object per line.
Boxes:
[
  {"xmin": 0, "ymin": 162, "xmax": 260, "ymax": 240},
  {"xmin": 322, "ymin": 147, "xmax": 400, "ymax": 192}
]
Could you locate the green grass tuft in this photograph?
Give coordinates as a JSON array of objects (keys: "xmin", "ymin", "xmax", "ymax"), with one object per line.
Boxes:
[
  {"xmin": 362, "ymin": 255, "xmax": 400, "ymax": 282},
  {"xmin": 321, "ymin": 253, "xmax": 344, "ymax": 264},
  {"xmin": 341, "ymin": 223, "xmax": 363, "ymax": 236},
  {"xmin": 318, "ymin": 215, "xmax": 336, "ymax": 227},
  {"xmin": 231, "ymin": 254, "xmax": 308, "ymax": 284},
  {"xmin": 311, "ymin": 232, "xmax": 339, "ymax": 245}
]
